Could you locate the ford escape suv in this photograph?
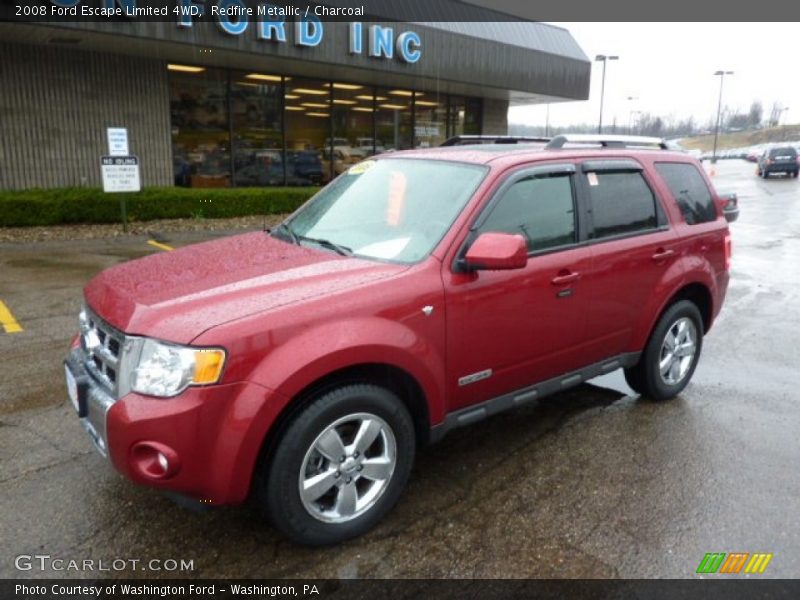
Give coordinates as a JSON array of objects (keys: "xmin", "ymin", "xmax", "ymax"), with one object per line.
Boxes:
[{"xmin": 65, "ymin": 134, "xmax": 733, "ymax": 545}]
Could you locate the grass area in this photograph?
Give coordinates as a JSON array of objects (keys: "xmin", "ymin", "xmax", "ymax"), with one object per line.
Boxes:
[
  {"xmin": 0, "ymin": 186, "xmax": 317, "ymax": 227},
  {"xmin": 679, "ymin": 125, "xmax": 800, "ymax": 151}
]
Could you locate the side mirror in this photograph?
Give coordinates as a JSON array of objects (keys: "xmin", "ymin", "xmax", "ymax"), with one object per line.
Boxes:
[{"xmin": 463, "ymin": 232, "xmax": 528, "ymax": 271}]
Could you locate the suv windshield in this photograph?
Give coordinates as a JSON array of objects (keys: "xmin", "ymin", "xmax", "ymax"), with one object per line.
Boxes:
[{"xmin": 280, "ymin": 158, "xmax": 487, "ymax": 263}]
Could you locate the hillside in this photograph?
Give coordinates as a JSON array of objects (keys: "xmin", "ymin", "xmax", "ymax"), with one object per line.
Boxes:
[{"xmin": 679, "ymin": 125, "xmax": 800, "ymax": 151}]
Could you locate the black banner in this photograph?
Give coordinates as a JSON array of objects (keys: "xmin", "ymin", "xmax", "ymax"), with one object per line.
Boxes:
[
  {"xmin": 5, "ymin": 580, "xmax": 800, "ymax": 600},
  {"xmin": 3, "ymin": 0, "xmax": 800, "ymax": 23}
]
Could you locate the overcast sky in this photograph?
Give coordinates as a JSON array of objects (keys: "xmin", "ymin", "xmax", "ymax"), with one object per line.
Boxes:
[{"xmin": 509, "ymin": 23, "xmax": 799, "ymax": 129}]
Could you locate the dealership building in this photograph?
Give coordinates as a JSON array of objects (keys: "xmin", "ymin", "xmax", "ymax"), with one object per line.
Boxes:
[{"xmin": 0, "ymin": 3, "xmax": 590, "ymax": 190}]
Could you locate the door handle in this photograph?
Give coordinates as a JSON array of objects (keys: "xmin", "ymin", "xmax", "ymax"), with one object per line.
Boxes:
[
  {"xmin": 551, "ymin": 271, "xmax": 581, "ymax": 285},
  {"xmin": 652, "ymin": 249, "xmax": 675, "ymax": 261}
]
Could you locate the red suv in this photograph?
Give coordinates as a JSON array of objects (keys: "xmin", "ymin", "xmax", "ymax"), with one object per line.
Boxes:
[{"xmin": 65, "ymin": 135, "xmax": 733, "ymax": 545}]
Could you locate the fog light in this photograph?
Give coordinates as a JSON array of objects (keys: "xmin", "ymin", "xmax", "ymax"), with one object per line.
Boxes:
[
  {"xmin": 157, "ymin": 452, "xmax": 169, "ymax": 472},
  {"xmin": 130, "ymin": 442, "xmax": 180, "ymax": 480}
]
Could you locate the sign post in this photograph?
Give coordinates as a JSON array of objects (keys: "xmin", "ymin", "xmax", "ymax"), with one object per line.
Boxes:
[
  {"xmin": 101, "ymin": 155, "xmax": 140, "ymax": 233},
  {"xmin": 103, "ymin": 127, "xmax": 137, "ymax": 232}
]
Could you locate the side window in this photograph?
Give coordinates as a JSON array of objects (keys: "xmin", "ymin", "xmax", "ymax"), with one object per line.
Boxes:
[
  {"xmin": 585, "ymin": 171, "xmax": 657, "ymax": 239},
  {"xmin": 480, "ymin": 173, "xmax": 576, "ymax": 252},
  {"xmin": 655, "ymin": 162, "xmax": 717, "ymax": 225}
]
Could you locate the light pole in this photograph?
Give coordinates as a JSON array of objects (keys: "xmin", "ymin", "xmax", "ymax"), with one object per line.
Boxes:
[
  {"xmin": 626, "ymin": 96, "xmax": 639, "ymax": 134},
  {"xmin": 711, "ymin": 70, "xmax": 733, "ymax": 163},
  {"xmin": 596, "ymin": 54, "xmax": 619, "ymax": 134},
  {"xmin": 545, "ymin": 103, "xmax": 550, "ymax": 137},
  {"xmin": 629, "ymin": 110, "xmax": 642, "ymax": 135},
  {"xmin": 779, "ymin": 107, "xmax": 789, "ymax": 140}
]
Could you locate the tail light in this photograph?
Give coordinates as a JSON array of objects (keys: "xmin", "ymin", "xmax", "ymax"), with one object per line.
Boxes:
[{"xmin": 724, "ymin": 231, "xmax": 732, "ymax": 271}]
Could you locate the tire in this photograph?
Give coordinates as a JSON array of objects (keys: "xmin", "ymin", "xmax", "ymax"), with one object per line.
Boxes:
[
  {"xmin": 627, "ymin": 300, "xmax": 704, "ymax": 401},
  {"xmin": 622, "ymin": 365, "xmax": 646, "ymax": 395},
  {"xmin": 258, "ymin": 383, "xmax": 415, "ymax": 545}
]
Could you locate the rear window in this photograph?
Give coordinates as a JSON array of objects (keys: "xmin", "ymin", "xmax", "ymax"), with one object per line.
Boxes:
[
  {"xmin": 769, "ymin": 147, "xmax": 797, "ymax": 158},
  {"xmin": 655, "ymin": 162, "xmax": 717, "ymax": 225}
]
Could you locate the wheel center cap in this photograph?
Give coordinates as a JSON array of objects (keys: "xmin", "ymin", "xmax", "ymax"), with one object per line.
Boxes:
[{"xmin": 341, "ymin": 457, "xmax": 359, "ymax": 473}]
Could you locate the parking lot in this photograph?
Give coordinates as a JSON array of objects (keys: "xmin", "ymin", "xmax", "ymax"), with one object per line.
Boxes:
[{"xmin": 1, "ymin": 159, "xmax": 799, "ymax": 578}]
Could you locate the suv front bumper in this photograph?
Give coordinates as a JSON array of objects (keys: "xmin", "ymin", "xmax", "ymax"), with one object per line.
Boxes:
[{"xmin": 65, "ymin": 347, "xmax": 286, "ymax": 505}]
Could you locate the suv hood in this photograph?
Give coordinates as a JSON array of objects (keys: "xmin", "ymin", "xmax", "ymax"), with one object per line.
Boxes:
[{"xmin": 84, "ymin": 232, "xmax": 407, "ymax": 344}]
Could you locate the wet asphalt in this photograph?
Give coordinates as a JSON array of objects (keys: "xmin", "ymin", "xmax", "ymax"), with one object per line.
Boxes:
[{"xmin": 0, "ymin": 160, "xmax": 798, "ymax": 579}]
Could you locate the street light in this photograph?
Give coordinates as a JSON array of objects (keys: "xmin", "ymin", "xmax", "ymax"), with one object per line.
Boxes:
[
  {"xmin": 780, "ymin": 107, "xmax": 790, "ymax": 140},
  {"xmin": 627, "ymin": 96, "xmax": 639, "ymax": 134},
  {"xmin": 711, "ymin": 70, "xmax": 734, "ymax": 163},
  {"xmin": 596, "ymin": 54, "xmax": 619, "ymax": 134}
]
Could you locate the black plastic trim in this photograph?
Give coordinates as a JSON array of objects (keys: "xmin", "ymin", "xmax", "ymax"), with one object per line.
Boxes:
[{"xmin": 428, "ymin": 351, "xmax": 641, "ymax": 443}]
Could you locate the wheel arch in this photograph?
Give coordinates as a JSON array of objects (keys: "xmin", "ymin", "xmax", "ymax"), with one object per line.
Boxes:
[
  {"xmin": 253, "ymin": 362, "xmax": 431, "ymax": 496},
  {"xmin": 642, "ymin": 281, "xmax": 714, "ymax": 348}
]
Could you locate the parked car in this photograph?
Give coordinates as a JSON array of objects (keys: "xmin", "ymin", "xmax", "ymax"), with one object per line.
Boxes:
[
  {"xmin": 757, "ymin": 146, "xmax": 799, "ymax": 178},
  {"xmin": 65, "ymin": 135, "xmax": 733, "ymax": 546}
]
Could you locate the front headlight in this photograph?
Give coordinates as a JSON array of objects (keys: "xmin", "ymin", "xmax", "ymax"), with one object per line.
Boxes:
[{"xmin": 130, "ymin": 339, "xmax": 226, "ymax": 398}]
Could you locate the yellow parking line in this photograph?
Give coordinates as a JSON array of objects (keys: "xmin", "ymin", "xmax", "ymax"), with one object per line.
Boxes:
[
  {"xmin": 147, "ymin": 240, "xmax": 174, "ymax": 252},
  {"xmin": 0, "ymin": 300, "xmax": 23, "ymax": 333}
]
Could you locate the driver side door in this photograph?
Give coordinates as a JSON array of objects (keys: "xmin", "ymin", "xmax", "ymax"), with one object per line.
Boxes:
[{"xmin": 443, "ymin": 164, "xmax": 593, "ymax": 411}]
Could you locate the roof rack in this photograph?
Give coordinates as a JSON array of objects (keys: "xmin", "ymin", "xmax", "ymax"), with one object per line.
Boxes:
[
  {"xmin": 440, "ymin": 135, "xmax": 551, "ymax": 147},
  {"xmin": 545, "ymin": 134, "xmax": 669, "ymax": 150}
]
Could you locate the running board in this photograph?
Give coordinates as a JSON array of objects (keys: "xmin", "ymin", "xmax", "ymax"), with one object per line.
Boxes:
[{"xmin": 428, "ymin": 352, "xmax": 640, "ymax": 443}]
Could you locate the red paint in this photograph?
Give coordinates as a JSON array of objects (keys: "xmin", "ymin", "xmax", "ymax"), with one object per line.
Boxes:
[{"xmin": 83, "ymin": 146, "xmax": 731, "ymax": 504}]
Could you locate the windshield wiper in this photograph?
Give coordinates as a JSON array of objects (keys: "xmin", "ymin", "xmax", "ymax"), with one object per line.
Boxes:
[
  {"xmin": 272, "ymin": 221, "xmax": 299, "ymax": 245},
  {"xmin": 298, "ymin": 235, "xmax": 353, "ymax": 257}
]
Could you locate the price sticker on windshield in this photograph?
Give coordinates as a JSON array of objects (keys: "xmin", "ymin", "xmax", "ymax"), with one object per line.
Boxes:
[
  {"xmin": 587, "ymin": 172, "xmax": 599, "ymax": 186},
  {"xmin": 348, "ymin": 160, "xmax": 376, "ymax": 175}
]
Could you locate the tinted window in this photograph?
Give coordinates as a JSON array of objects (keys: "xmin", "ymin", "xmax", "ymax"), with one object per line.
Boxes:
[
  {"xmin": 769, "ymin": 147, "xmax": 797, "ymax": 158},
  {"xmin": 586, "ymin": 171, "xmax": 657, "ymax": 238},
  {"xmin": 655, "ymin": 162, "xmax": 717, "ymax": 225},
  {"xmin": 480, "ymin": 174, "xmax": 576, "ymax": 252}
]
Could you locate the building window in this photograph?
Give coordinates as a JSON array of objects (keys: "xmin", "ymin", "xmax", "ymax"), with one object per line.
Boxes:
[
  {"xmin": 448, "ymin": 96, "xmax": 482, "ymax": 137},
  {"xmin": 230, "ymin": 71, "xmax": 283, "ymax": 187},
  {"xmin": 330, "ymin": 83, "xmax": 375, "ymax": 178},
  {"xmin": 285, "ymin": 77, "xmax": 330, "ymax": 185},
  {"xmin": 168, "ymin": 64, "xmax": 487, "ymax": 188},
  {"xmin": 376, "ymin": 87, "xmax": 413, "ymax": 151},
  {"xmin": 169, "ymin": 67, "xmax": 231, "ymax": 188},
  {"xmin": 414, "ymin": 91, "xmax": 447, "ymax": 148}
]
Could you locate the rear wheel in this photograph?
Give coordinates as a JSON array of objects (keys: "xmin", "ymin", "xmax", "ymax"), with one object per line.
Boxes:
[
  {"xmin": 626, "ymin": 300, "xmax": 704, "ymax": 401},
  {"xmin": 258, "ymin": 383, "xmax": 415, "ymax": 545}
]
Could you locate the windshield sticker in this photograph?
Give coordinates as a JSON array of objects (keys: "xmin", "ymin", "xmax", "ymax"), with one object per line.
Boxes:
[
  {"xmin": 386, "ymin": 171, "xmax": 408, "ymax": 227},
  {"xmin": 348, "ymin": 160, "xmax": 376, "ymax": 175},
  {"xmin": 587, "ymin": 172, "xmax": 599, "ymax": 186}
]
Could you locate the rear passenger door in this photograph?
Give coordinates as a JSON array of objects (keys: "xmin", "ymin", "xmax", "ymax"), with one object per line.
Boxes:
[{"xmin": 579, "ymin": 160, "xmax": 680, "ymax": 363}]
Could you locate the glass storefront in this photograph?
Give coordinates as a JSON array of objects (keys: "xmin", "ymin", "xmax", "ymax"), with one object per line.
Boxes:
[
  {"xmin": 168, "ymin": 65, "xmax": 482, "ymax": 187},
  {"xmin": 414, "ymin": 91, "xmax": 447, "ymax": 148},
  {"xmin": 231, "ymin": 71, "xmax": 283, "ymax": 187},
  {"xmin": 170, "ymin": 67, "xmax": 231, "ymax": 188}
]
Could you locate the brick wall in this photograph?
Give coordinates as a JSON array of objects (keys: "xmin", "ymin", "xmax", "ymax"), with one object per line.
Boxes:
[{"xmin": 0, "ymin": 42, "xmax": 172, "ymax": 190}]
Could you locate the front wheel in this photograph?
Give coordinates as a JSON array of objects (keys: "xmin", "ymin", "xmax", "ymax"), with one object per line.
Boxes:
[
  {"xmin": 257, "ymin": 384, "xmax": 415, "ymax": 545},
  {"xmin": 625, "ymin": 300, "xmax": 704, "ymax": 401}
]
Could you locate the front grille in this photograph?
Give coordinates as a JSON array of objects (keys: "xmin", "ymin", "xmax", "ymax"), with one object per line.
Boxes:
[{"xmin": 79, "ymin": 306, "xmax": 126, "ymax": 397}]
